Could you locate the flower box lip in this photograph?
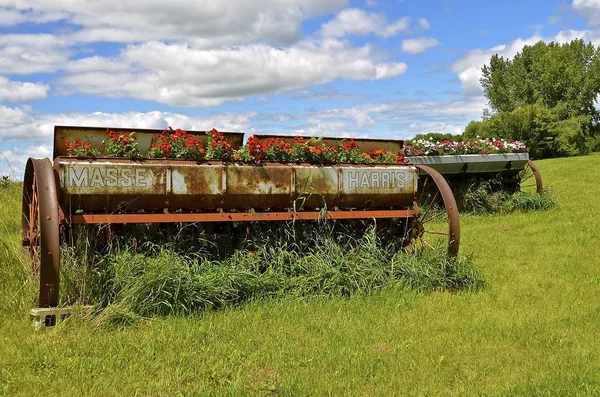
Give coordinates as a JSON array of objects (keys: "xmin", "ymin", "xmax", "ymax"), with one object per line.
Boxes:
[
  {"xmin": 55, "ymin": 156, "xmax": 412, "ymax": 167},
  {"xmin": 407, "ymin": 152, "xmax": 529, "ymax": 160}
]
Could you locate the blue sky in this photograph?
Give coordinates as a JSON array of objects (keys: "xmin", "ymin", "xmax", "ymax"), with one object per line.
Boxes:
[{"xmin": 1, "ymin": 0, "xmax": 599, "ymax": 176}]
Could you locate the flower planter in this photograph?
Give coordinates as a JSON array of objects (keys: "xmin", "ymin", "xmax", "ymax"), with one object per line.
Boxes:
[{"xmin": 407, "ymin": 153, "xmax": 530, "ymax": 174}]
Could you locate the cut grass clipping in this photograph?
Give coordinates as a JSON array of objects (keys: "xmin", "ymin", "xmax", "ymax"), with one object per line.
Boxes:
[{"xmin": 57, "ymin": 222, "xmax": 484, "ymax": 323}]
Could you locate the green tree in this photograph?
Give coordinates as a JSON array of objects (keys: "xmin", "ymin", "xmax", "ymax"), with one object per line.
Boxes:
[
  {"xmin": 467, "ymin": 39, "xmax": 600, "ymax": 158},
  {"xmin": 481, "ymin": 39, "xmax": 600, "ymax": 123}
]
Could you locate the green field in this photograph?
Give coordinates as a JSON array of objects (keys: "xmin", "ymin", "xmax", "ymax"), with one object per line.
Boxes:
[{"xmin": 1, "ymin": 155, "xmax": 599, "ymax": 395}]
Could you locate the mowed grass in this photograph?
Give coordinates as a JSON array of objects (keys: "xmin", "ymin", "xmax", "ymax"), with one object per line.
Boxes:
[{"xmin": 1, "ymin": 155, "xmax": 600, "ymax": 395}]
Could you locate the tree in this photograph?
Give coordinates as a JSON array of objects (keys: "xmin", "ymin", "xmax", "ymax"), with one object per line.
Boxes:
[
  {"xmin": 467, "ymin": 39, "xmax": 600, "ymax": 158},
  {"xmin": 480, "ymin": 39, "xmax": 600, "ymax": 123}
]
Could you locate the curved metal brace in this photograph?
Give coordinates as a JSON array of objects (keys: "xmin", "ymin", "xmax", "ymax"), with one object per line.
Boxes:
[
  {"xmin": 22, "ymin": 158, "xmax": 61, "ymax": 307},
  {"xmin": 414, "ymin": 164, "xmax": 461, "ymax": 257},
  {"xmin": 527, "ymin": 160, "xmax": 544, "ymax": 193}
]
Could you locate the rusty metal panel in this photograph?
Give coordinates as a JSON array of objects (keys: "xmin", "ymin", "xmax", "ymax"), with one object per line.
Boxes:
[
  {"xmin": 55, "ymin": 158, "xmax": 418, "ymax": 212},
  {"xmin": 254, "ymin": 134, "xmax": 404, "ymax": 154},
  {"xmin": 294, "ymin": 166, "xmax": 338, "ymax": 208},
  {"xmin": 53, "ymin": 125, "xmax": 244, "ymax": 159},
  {"xmin": 168, "ymin": 163, "xmax": 224, "ymax": 209},
  {"xmin": 224, "ymin": 165, "xmax": 293, "ymax": 208}
]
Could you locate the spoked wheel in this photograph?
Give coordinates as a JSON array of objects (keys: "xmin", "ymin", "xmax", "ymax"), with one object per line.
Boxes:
[
  {"xmin": 407, "ymin": 165, "xmax": 460, "ymax": 257},
  {"xmin": 22, "ymin": 158, "xmax": 61, "ymax": 307},
  {"xmin": 518, "ymin": 160, "xmax": 543, "ymax": 194}
]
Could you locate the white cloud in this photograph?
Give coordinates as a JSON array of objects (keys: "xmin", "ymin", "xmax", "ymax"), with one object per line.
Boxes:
[
  {"xmin": 321, "ymin": 8, "xmax": 410, "ymax": 38},
  {"xmin": 401, "ymin": 37, "xmax": 440, "ymax": 54},
  {"xmin": 0, "ymin": 7, "xmax": 25, "ymax": 25},
  {"xmin": 1, "ymin": 144, "xmax": 52, "ymax": 178},
  {"xmin": 0, "ymin": 105, "xmax": 36, "ymax": 138},
  {"xmin": 418, "ymin": 18, "xmax": 431, "ymax": 30},
  {"xmin": 0, "ymin": 34, "xmax": 70, "ymax": 74},
  {"xmin": 0, "ymin": 77, "xmax": 49, "ymax": 101},
  {"xmin": 573, "ymin": 0, "xmax": 600, "ymax": 25},
  {"xmin": 58, "ymin": 39, "xmax": 407, "ymax": 107},
  {"xmin": 452, "ymin": 29, "xmax": 600, "ymax": 96},
  {"xmin": 7, "ymin": 1, "xmax": 348, "ymax": 47}
]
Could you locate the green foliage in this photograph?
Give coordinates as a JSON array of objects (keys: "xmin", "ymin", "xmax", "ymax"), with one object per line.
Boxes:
[
  {"xmin": 471, "ymin": 39, "xmax": 600, "ymax": 158},
  {"xmin": 103, "ymin": 131, "xmax": 141, "ymax": 159},
  {"xmin": 452, "ymin": 177, "xmax": 557, "ymax": 215},
  {"xmin": 481, "ymin": 39, "xmax": 600, "ymax": 120},
  {"xmin": 463, "ymin": 104, "xmax": 593, "ymax": 158}
]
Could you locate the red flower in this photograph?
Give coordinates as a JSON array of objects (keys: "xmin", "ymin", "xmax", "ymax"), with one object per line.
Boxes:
[
  {"xmin": 342, "ymin": 139, "xmax": 359, "ymax": 151},
  {"xmin": 160, "ymin": 141, "xmax": 172, "ymax": 154},
  {"xmin": 396, "ymin": 152, "xmax": 405, "ymax": 164}
]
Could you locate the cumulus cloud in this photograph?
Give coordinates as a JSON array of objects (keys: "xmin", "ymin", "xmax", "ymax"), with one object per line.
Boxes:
[
  {"xmin": 321, "ymin": 8, "xmax": 410, "ymax": 37},
  {"xmin": 401, "ymin": 37, "xmax": 440, "ymax": 54},
  {"xmin": 0, "ymin": 77, "xmax": 49, "ymax": 101},
  {"xmin": 58, "ymin": 39, "xmax": 407, "ymax": 107},
  {"xmin": 1, "ymin": 144, "xmax": 52, "ymax": 178},
  {"xmin": 7, "ymin": 0, "xmax": 348, "ymax": 47},
  {"xmin": 573, "ymin": 0, "xmax": 600, "ymax": 25},
  {"xmin": 0, "ymin": 34, "xmax": 70, "ymax": 74}
]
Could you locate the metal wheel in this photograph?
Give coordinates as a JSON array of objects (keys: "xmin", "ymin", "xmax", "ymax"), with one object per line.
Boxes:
[
  {"xmin": 518, "ymin": 160, "xmax": 543, "ymax": 193},
  {"xmin": 22, "ymin": 158, "xmax": 61, "ymax": 307},
  {"xmin": 408, "ymin": 165, "xmax": 460, "ymax": 257}
]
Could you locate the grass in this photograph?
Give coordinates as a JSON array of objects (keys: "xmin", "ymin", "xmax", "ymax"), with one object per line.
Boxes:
[
  {"xmin": 57, "ymin": 228, "xmax": 483, "ymax": 318},
  {"xmin": 1, "ymin": 154, "xmax": 600, "ymax": 395},
  {"xmin": 454, "ymin": 178, "xmax": 557, "ymax": 215}
]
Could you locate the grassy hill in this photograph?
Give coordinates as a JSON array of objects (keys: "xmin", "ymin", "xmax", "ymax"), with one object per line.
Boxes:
[{"xmin": 1, "ymin": 154, "xmax": 599, "ymax": 395}]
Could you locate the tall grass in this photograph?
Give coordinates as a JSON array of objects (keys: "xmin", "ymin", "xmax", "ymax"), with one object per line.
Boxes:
[
  {"xmin": 454, "ymin": 178, "xmax": 557, "ymax": 214},
  {"xmin": 59, "ymin": 224, "xmax": 484, "ymax": 320},
  {"xmin": 0, "ymin": 182, "xmax": 36, "ymax": 319}
]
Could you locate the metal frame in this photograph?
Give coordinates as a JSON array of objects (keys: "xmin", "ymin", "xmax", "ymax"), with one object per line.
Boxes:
[{"xmin": 69, "ymin": 209, "xmax": 419, "ymax": 224}]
